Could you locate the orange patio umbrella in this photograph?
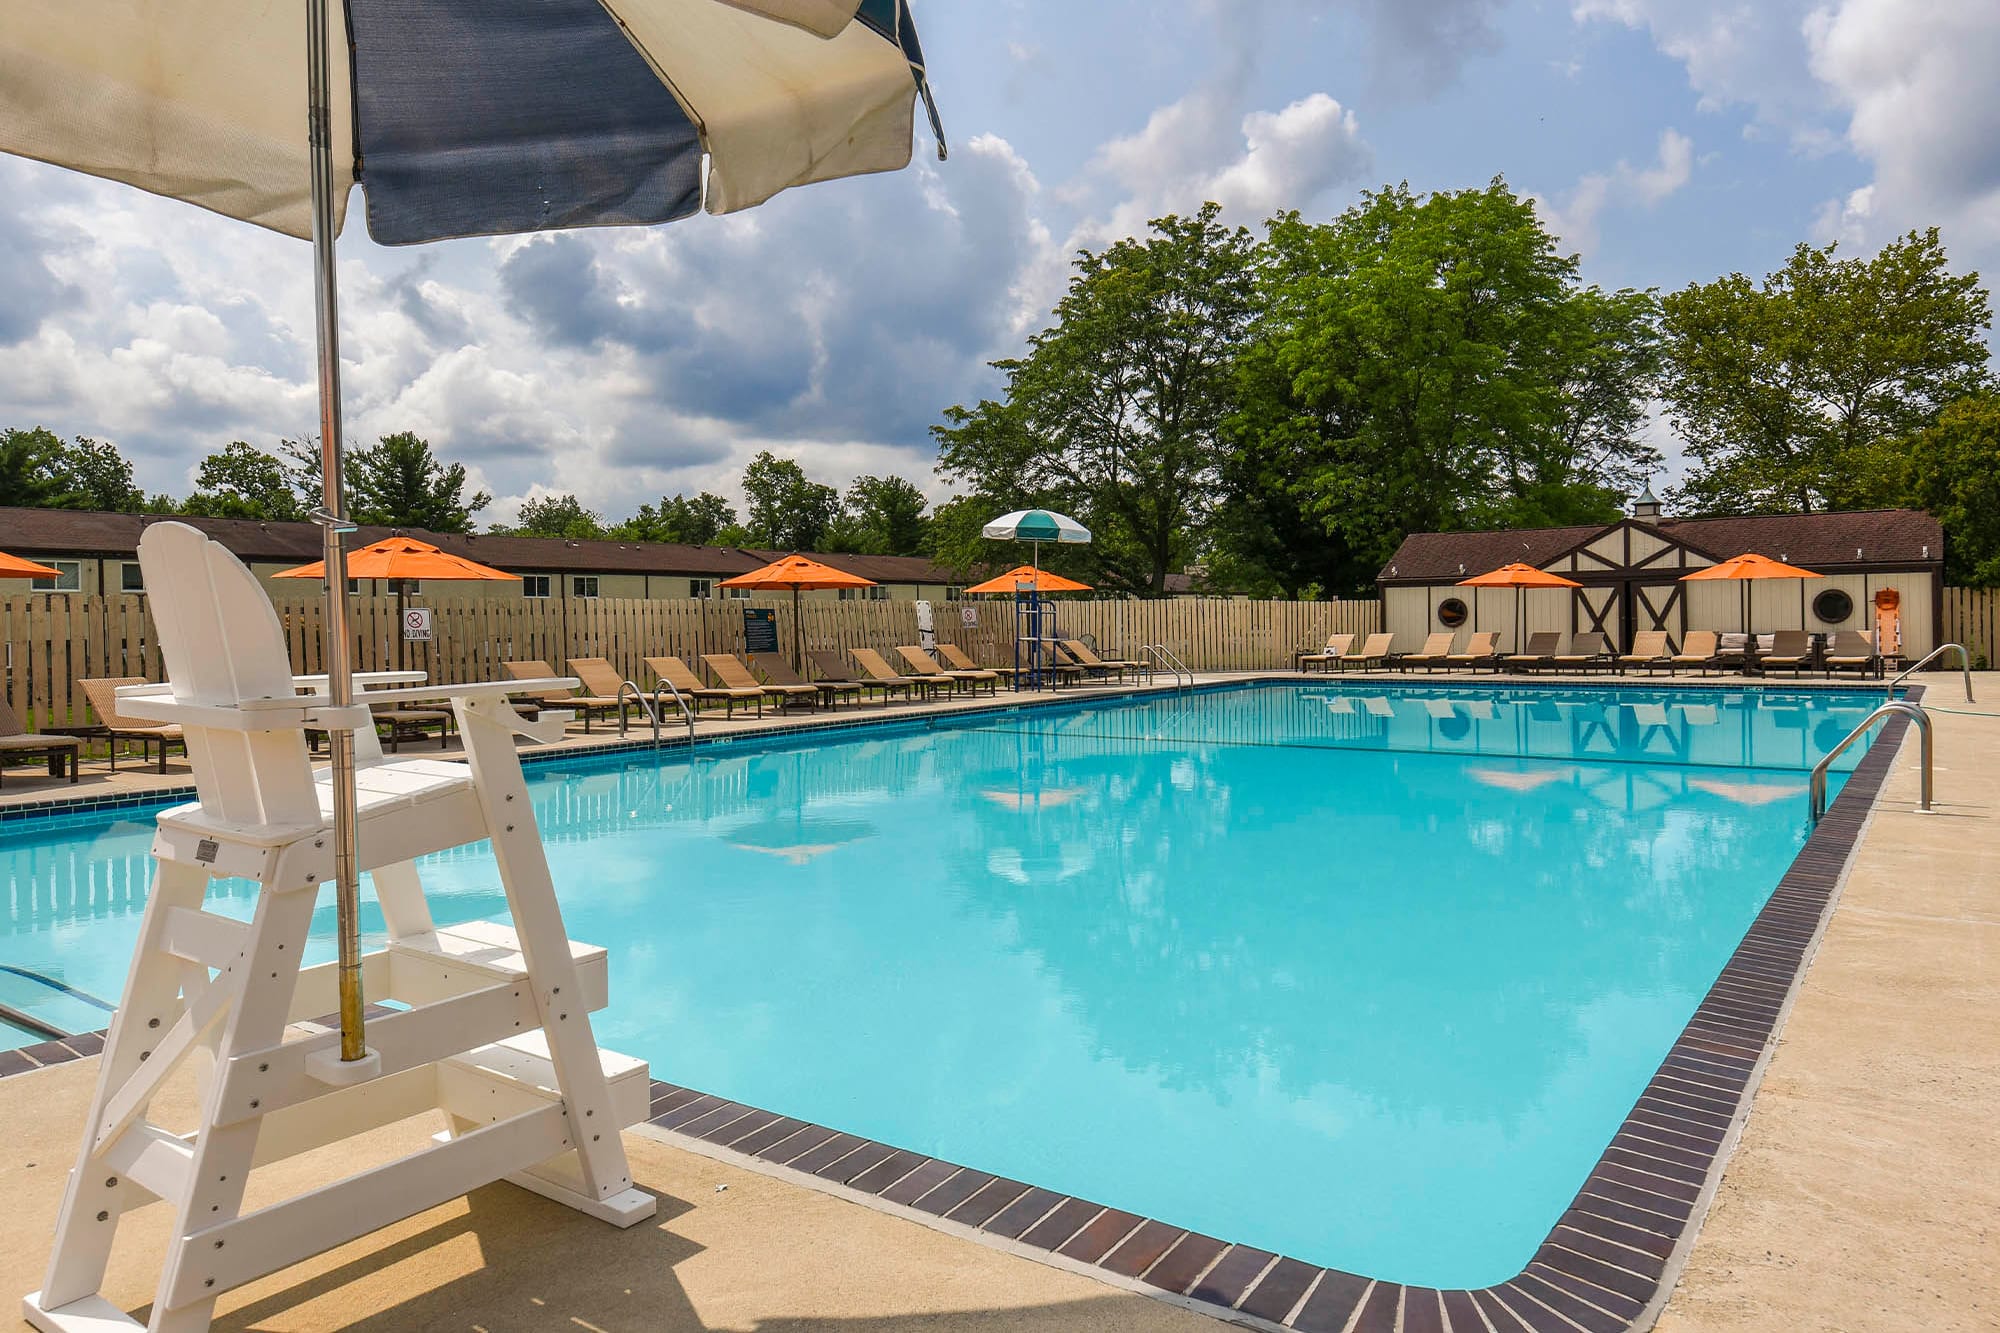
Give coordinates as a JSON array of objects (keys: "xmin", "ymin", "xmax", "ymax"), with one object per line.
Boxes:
[
  {"xmin": 964, "ymin": 564, "xmax": 1093, "ymax": 595},
  {"xmin": 0, "ymin": 550, "xmax": 61, "ymax": 579},
  {"xmin": 719, "ymin": 554, "xmax": 876, "ymax": 673},
  {"xmin": 1457, "ymin": 562, "xmax": 1581, "ymax": 651},
  {"xmin": 1680, "ymin": 552, "xmax": 1821, "ymax": 632},
  {"xmin": 274, "ymin": 535, "xmax": 518, "ymax": 667}
]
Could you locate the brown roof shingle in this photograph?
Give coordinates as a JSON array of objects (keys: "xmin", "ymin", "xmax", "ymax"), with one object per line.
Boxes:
[
  {"xmin": 0, "ymin": 508, "xmax": 959, "ymax": 585},
  {"xmin": 1378, "ymin": 509, "xmax": 1942, "ymax": 583}
]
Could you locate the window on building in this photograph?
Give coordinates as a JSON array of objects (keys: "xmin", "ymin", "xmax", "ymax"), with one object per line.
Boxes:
[
  {"xmin": 1436, "ymin": 597, "xmax": 1469, "ymax": 628},
  {"xmin": 945, "ymin": 586, "xmax": 966, "ymax": 602},
  {"xmin": 30, "ymin": 559, "xmax": 82, "ymax": 592},
  {"xmin": 689, "ymin": 578, "xmax": 713, "ymax": 600},
  {"xmin": 726, "ymin": 586, "xmax": 751, "ymax": 600},
  {"xmin": 120, "ymin": 562, "xmax": 145, "ymax": 593},
  {"xmin": 1812, "ymin": 588, "xmax": 1854, "ymax": 624},
  {"xmin": 867, "ymin": 585, "xmax": 889, "ymax": 602},
  {"xmin": 572, "ymin": 575, "xmax": 599, "ymax": 599},
  {"xmin": 522, "ymin": 574, "xmax": 552, "ymax": 599}
]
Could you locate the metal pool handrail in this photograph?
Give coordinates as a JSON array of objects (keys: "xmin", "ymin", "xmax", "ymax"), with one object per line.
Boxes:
[
  {"xmin": 1140, "ymin": 644, "xmax": 1192, "ymax": 691},
  {"xmin": 614, "ymin": 677, "xmax": 695, "ymax": 749},
  {"xmin": 1889, "ymin": 642, "xmax": 1973, "ymax": 702},
  {"xmin": 654, "ymin": 680, "xmax": 696, "ymax": 748},
  {"xmin": 1811, "ymin": 700, "xmax": 1932, "ymax": 824}
]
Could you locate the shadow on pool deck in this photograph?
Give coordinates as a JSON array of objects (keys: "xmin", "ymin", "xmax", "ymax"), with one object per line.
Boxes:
[{"xmin": 0, "ymin": 1057, "xmax": 1224, "ymax": 1333}]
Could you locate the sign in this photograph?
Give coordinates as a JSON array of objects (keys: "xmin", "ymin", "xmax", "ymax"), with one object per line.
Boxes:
[
  {"xmin": 960, "ymin": 604, "xmax": 978, "ymax": 627},
  {"xmin": 402, "ymin": 607, "xmax": 433, "ymax": 641},
  {"xmin": 742, "ymin": 606, "xmax": 779, "ymax": 655}
]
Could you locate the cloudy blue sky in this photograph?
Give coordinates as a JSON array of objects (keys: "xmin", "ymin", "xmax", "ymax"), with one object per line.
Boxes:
[{"xmin": 3, "ymin": 0, "xmax": 1995, "ymax": 525}]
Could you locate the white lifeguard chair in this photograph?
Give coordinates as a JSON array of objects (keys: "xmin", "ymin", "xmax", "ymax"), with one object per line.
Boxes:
[{"xmin": 26, "ymin": 522, "xmax": 656, "ymax": 1333}]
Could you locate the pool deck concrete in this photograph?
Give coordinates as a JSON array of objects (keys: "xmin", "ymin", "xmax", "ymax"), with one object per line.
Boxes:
[{"xmin": 2, "ymin": 670, "xmax": 1994, "ymax": 1331}]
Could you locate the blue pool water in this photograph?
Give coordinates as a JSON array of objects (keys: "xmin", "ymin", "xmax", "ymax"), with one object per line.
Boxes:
[{"xmin": 0, "ymin": 682, "xmax": 1883, "ymax": 1287}]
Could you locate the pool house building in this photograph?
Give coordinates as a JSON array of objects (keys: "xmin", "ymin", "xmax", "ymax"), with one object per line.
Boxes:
[{"xmin": 1378, "ymin": 503, "xmax": 1945, "ymax": 659}]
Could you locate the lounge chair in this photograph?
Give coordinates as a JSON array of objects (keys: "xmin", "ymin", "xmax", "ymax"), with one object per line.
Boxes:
[
  {"xmin": 1704, "ymin": 632, "xmax": 1755, "ymax": 676},
  {"xmin": 853, "ymin": 646, "xmax": 950, "ymax": 699},
  {"xmin": 1616, "ymin": 630, "xmax": 1673, "ymax": 675},
  {"xmin": 1665, "ymin": 630, "xmax": 1720, "ymax": 675},
  {"xmin": 1501, "ymin": 631, "xmax": 1561, "ymax": 673},
  {"xmin": 646, "ymin": 654, "xmax": 763, "ymax": 718},
  {"xmin": 1823, "ymin": 630, "xmax": 1880, "ymax": 679},
  {"xmin": 1756, "ymin": 630, "xmax": 1813, "ymax": 677},
  {"xmin": 1048, "ymin": 636, "xmax": 1128, "ymax": 680},
  {"xmin": 0, "ymin": 698, "xmax": 81, "ymax": 787},
  {"xmin": 935, "ymin": 642, "xmax": 1036, "ymax": 689},
  {"xmin": 78, "ymin": 676, "xmax": 186, "ymax": 773},
  {"xmin": 552, "ymin": 656, "xmax": 638, "ymax": 732},
  {"xmin": 1442, "ymin": 631, "xmax": 1500, "ymax": 671},
  {"xmin": 750, "ymin": 653, "xmax": 862, "ymax": 709},
  {"xmin": 809, "ymin": 649, "xmax": 911, "ymax": 705},
  {"xmin": 1393, "ymin": 632, "xmax": 1457, "ymax": 672},
  {"xmin": 1058, "ymin": 639, "xmax": 1143, "ymax": 681},
  {"xmin": 1550, "ymin": 632, "xmax": 1614, "ymax": 673},
  {"xmin": 704, "ymin": 652, "xmax": 815, "ymax": 712},
  {"xmin": 1335, "ymin": 632, "xmax": 1394, "ymax": 672},
  {"xmin": 1298, "ymin": 633, "xmax": 1355, "ymax": 673},
  {"xmin": 897, "ymin": 645, "xmax": 997, "ymax": 695},
  {"xmin": 502, "ymin": 659, "xmax": 614, "ymax": 732}
]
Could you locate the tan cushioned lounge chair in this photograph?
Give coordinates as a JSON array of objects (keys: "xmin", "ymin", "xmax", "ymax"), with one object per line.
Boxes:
[
  {"xmin": 705, "ymin": 652, "xmax": 816, "ymax": 710},
  {"xmin": 1502, "ymin": 631, "xmax": 1561, "ymax": 672},
  {"xmin": 646, "ymin": 655, "xmax": 763, "ymax": 718},
  {"xmin": 1337, "ymin": 632, "xmax": 1394, "ymax": 671},
  {"xmin": 750, "ymin": 653, "xmax": 861, "ymax": 707},
  {"xmin": 79, "ymin": 676, "xmax": 186, "ymax": 773},
  {"xmin": 1299, "ymin": 632, "xmax": 1354, "ymax": 673},
  {"xmin": 853, "ymin": 646, "xmax": 948, "ymax": 697},
  {"xmin": 0, "ymin": 698, "xmax": 81, "ymax": 786},
  {"xmin": 898, "ymin": 645, "xmax": 997, "ymax": 695},
  {"xmin": 1617, "ymin": 630, "xmax": 1672, "ymax": 674},
  {"xmin": 1443, "ymin": 631, "xmax": 1500, "ymax": 670},
  {"xmin": 1666, "ymin": 630, "xmax": 1719, "ymax": 675},
  {"xmin": 1394, "ymin": 632, "xmax": 1457, "ymax": 672}
]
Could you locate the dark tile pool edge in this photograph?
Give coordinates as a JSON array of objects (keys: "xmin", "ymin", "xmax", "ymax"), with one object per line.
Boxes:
[
  {"xmin": 1, "ymin": 683, "xmax": 1923, "ymax": 1333},
  {"xmin": 627, "ymin": 686, "xmax": 1926, "ymax": 1333}
]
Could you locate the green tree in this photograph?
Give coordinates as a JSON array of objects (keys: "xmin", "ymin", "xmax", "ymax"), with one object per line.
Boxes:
[
  {"xmin": 606, "ymin": 492, "xmax": 739, "ymax": 545},
  {"xmin": 936, "ymin": 205, "xmax": 1256, "ymax": 594},
  {"xmin": 182, "ymin": 441, "xmax": 307, "ymax": 521},
  {"xmin": 842, "ymin": 475, "xmax": 930, "ymax": 555},
  {"xmin": 1661, "ymin": 228, "xmax": 1990, "ymax": 514},
  {"xmin": 0, "ymin": 427, "xmax": 68, "ymax": 507},
  {"xmin": 344, "ymin": 432, "xmax": 490, "ymax": 532},
  {"xmin": 1906, "ymin": 393, "xmax": 2000, "ymax": 586},
  {"xmin": 1218, "ymin": 185, "xmax": 1659, "ymax": 593},
  {"xmin": 0, "ymin": 428, "xmax": 145, "ymax": 511},
  {"xmin": 498, "ymin": 493, "xmax": 604, "ymax": 539},
  {"xmin": 57, "ymin": 436, "xmax": 146, "ymax": 511},
  {"xmin": 741, "ymin": 451, "xmax": 840, "ymax": 550}
]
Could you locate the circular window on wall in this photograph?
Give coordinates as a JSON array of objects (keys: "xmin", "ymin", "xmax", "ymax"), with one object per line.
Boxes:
[
  {"xmin": 1437, "ymin": 597, "xmax": 1469, "ymax": 628},
  {"xmin": 1812, "ymin": 588, "xmax": 1855, "ymax": 624}
]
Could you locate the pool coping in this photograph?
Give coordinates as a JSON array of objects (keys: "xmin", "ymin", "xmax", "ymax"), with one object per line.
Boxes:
[{"xmin": 0, "ymin": 680, "xmax": 1924, "ymax": 1333}]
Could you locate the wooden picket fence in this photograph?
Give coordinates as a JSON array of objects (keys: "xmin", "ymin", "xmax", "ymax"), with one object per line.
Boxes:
[
  {"xmin": 1, "ymin": 592, "xmax": 1383, "ymax": 730},
  {"xmin": 1941, "ymin": 587, "xmax": 2000, "ymax": 670}
]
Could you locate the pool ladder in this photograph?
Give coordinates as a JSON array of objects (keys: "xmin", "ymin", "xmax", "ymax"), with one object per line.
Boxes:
[
  {"xmin": 1888, "ymin": 642, "xmax": 1974, "ymax": 703},
  {"xmin": 617, "ymin": 677, "xmax": 697, "ymax": 749},
  {"xmin": 1810, "ymin": 699, "xmax": 1933, "ymax": 824},
  {"xmin": 1140, "ymin": 644, "xmax": 1193, "ymax": 692}
]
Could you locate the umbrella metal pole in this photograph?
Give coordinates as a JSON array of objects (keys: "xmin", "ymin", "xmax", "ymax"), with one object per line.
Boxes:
[{"xmin": 306, "ymin": 0, "xmax": 367, "ymax": 1065}]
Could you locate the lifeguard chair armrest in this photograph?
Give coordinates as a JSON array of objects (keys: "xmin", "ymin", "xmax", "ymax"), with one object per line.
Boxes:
[{"xmin": 114, "ymin": 679, "xmax": 579, "ymax": 734}]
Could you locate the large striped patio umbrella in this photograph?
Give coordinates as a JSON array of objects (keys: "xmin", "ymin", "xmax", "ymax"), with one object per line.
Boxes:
[{"xmin": 0, "ymin": 0, "xmax": 944, "ymax": 1065}]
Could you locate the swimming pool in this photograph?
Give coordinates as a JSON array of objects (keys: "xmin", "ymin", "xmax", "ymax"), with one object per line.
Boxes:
[{"xmin": 0, "ymin": 681, "xmax": 1883, "ymax": 1289}]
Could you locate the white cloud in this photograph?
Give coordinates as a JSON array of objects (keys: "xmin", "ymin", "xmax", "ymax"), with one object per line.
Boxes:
[
  {"xmin": 1534, "ymin": 129, "xmax": 1695, "ymax": 256},
  {"xmin": 1572, "ymin": 0, "xmax": 1829, "ymax": 134},
  {"xmin": 1803, "ymin": 0, "xmax": 2000, "ymax": 254}
]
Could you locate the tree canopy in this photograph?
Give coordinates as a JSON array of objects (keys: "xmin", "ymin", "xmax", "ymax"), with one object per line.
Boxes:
[
  {"xmin": 344, "ymin": 431, "xmax": 491, "ymax": 533},
  {"xmin": 741, "ymin": 451, "xmax": 841, "ymax": 551},
  {"xmin": 1661, "ymin": 229, "xmax": 1990, "ymax": 515},
  {"xmin": 608, "ymin": 492, "xmax": 741, "ymax": 545},
  {"xmin": 0, "ymin": 428, "xmax": 146, "ymax": 512}
]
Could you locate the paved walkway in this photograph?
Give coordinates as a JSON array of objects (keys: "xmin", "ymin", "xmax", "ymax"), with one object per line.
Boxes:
[{"xmin": 1655, "ymin": 689, "xmax": 2000, "ymax": 1333}]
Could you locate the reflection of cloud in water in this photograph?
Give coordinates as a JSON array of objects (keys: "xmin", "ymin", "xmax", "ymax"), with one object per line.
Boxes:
[
  {"xmin": 725, "ymin": 816, "xmax": 874, "ymax": 865},
  {"xmin": 1467, "ymin": 766, "xmax": 1575, "ymax": 793},
  {"xmin": 986, "ymin": 842, "xmax": 1096, "ymax": 886},
  {"xmin": 981, "ymin": 787, "xmax": 1088, "ymax": 811},
  {"xmin": 1688, "ymin": 778, "xmax": 1807, "ymax": 807}
]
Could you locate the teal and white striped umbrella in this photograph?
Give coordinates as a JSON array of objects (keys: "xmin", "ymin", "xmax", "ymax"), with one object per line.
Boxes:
[{"xmin": 981, "ymin": 509, "xmax": 1091, "ymax": 544}]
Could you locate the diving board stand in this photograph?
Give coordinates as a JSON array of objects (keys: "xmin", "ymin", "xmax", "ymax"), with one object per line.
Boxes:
[{"xmin": 25, "ymin": 522, "xmax": 656, "ymax": 1333}]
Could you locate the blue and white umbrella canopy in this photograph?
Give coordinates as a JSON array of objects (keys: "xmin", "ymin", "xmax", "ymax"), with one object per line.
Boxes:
[
  {"xmin": 981, "ymin": 509, "xmax": 1092, "ymax": 545},
  {"xmin": 0, "ymin": 0, "xmax": 945, "ymax": 1061},
  {"xmin": 0, "ymin": 0, "xmax": 944, "ymax": 244}
]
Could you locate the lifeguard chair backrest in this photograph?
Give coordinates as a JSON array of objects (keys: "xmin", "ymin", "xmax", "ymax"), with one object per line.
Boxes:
[{"xmin": 138, "ymin": 522, "xmax": 319, "ymax": 828}]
